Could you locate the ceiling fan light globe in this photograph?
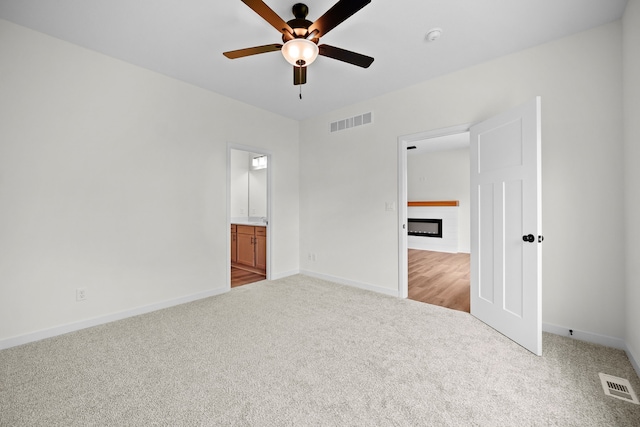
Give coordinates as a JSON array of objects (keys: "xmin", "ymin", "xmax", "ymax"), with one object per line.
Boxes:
[
  {"xmin": 303, "ymin": 47, "xmax": 315, "ymax": 59},
  {"xmin": 282, "ymin": 38, "xmax": 319, "ymax": 66}
]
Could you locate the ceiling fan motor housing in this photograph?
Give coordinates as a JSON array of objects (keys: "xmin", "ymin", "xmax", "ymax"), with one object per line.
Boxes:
[
  {"xmin": 292, "ymin": 3, "xmax": 309, "ymax": 19},
  {"xmin": 286, "ymin": 3, "xmax": 313, "ymax": 39}
]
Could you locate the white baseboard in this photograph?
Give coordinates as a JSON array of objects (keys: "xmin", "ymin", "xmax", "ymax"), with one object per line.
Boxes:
[
  {"xmin": 299, "ymin": 270, "xmax": 399, "ymax": 297},
  {"xmin": 269, "ymin": 269, "xmax": 300, "ymax": 281},
  {"xmin": 542, "ymin": 322, "xmax": 626, "ymax": 350},
  {"xmin": 627, "ymin": 344, "xmax": 640, "ymax": 380},
  {"xmin": 527, "ymin": 323, "xmax": 640, "ymax": 379},
  {"xmin": 0, "ymin": 286, "xmax": 228, "ymax": 351},
  {"xmin": 521, "ymin": 324, "xmax": 640, "ymax": 378}
]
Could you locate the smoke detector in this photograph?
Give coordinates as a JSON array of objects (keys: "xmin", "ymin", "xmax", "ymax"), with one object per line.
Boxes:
[{"xmin": 426, "ymin": 28, "xmax": 443, "ymax": 42}]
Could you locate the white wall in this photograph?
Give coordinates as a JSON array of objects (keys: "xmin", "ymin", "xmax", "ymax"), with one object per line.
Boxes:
[
  {"xmin": 300, "ymin": 21, "xmax": 626, "ymax": 340},
  {"xmin": 407, "ymin": 148, "xmax": 470, "ymax": 252},
  {"xmin": 623, "ymin": 0, "xmax": 640, "ymax": 372},
  {"xmin": 0, "ymin": 19, "xmax": 300, "ymax": 344}
]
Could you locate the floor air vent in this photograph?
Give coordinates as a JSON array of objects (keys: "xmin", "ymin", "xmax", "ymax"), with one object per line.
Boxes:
[
  {"xmin": 330, "ymin": 112, "xmax": 372, "ymax": 133},
  {"xmin": 598, "ymin": 373, "xmax": 639, "ymax": 404}
]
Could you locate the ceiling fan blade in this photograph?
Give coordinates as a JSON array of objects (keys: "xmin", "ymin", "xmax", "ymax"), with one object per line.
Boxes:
[
  {"xmin": 308, "ymin": 0, "xmax": 371, "ymax": 38},
  {"xmin": 223, "ymin": 44, "xmax": 282, "ymax": 59},
  {"xmin": 318, "ymin": 44, "xmax": 374, "ymax": 68},
  {"xmin": 241, "ymin": 0, "xmax": 294, "ymax": 38},
  {"xmin": 293, "ymin": 66, "xmax": 307, "ymax": 85}
]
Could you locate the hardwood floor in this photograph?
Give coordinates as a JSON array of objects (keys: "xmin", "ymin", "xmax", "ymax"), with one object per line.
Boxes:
[
  {"xmin": 408, "ymin": 249, "xmax": 470, "ymax": 313},
  {"xmin": 231, "ymin": 267, "xmax": 265, "ymax": 288},
  {"xmin": 232, "ymin": 250, "xmax": 469, "ymax": 310}
]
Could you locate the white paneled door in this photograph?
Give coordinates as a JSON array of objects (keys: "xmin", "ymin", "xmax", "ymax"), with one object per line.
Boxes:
[{"xmin": 470, "ymin": 97, "xmax": 542, "ymax": 355}]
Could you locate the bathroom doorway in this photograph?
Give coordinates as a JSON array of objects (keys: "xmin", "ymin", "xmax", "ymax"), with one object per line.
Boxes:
[{"xmin": 228, "ymin": 146, "xmax": 271, "ymax": 288}]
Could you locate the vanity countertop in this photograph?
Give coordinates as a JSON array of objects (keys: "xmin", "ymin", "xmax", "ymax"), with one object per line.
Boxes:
[{"xmin": 231, "ymin": 218, "xmax": 267, "ymax": 227}]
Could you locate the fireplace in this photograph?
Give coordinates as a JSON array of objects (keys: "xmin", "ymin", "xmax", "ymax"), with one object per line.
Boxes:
[
  {"xmin": 407, "ymin": 201, "xmax": 459, "ymax": 252},
  {"xmin": 407, "ymin": 218, "xmax": 443, "ymax": 238}
]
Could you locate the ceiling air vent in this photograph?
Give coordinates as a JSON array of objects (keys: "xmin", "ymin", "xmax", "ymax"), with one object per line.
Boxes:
[
  {"xmin": 330, "ymin": 112, "xmax": 373, "ymax": 133},
  {"xmin": 598, "ymin": 373, "xmax": 639, "ymax": 404}
]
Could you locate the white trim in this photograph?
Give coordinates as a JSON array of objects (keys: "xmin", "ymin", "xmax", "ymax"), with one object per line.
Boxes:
[
  {"xmin": 269, "ymin": 270, "xmax": 300, "ymax": 280},
  {"xmin": 397, "ymin": 138, "xmax": 408, "ymax": 298},
  {"xmin": 625, "ymin": 343, "xmax": 640, "ymax": 379},
  {"xmin": 397, "ymin": 123, "xmax": 472, "ymax": 299},
  {"xmin": 300, "ymin": 270, "xmax": 399, "ymax": 297},
  {"xmin": 0, "ymin": 287, "xmax": 228, "ymax": 351},
  {"xmin": 542, "ymin": 322, "xmax": 626, "ymax": 350},
  {"xmin": 543, "ymin": 324, "xmax": 640, "ymax": 378}
]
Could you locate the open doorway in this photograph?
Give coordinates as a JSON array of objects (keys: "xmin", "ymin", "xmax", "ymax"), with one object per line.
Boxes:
[
  {"xmin": 398, "ymin": 125, "xmax": 471, "ymax": 311},
  {"xmin": 228, "ymin": 146, "xmax": 271, "ymax": 288},
  {"xmin": 398, "ymin": 98, "xmax": 542, "ymax": 355}
]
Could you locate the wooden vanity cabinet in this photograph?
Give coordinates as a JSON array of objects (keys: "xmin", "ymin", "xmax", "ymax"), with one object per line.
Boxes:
[
  {"xmin": 232, "ymin": 224, "xmax": 266, "ymax": 275},
  {"xmin": 255, "ymin": 227, "xmax": 267, "ymax": 271},
  {"xmin": 236, "ymin": 225, "xmax": 256, "ymax": 267}
]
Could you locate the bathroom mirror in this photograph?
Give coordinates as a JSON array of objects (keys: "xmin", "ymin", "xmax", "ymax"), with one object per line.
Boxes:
[{"xmin": 230, "ymin": 149, "xmax": 267, "ymax": 219}]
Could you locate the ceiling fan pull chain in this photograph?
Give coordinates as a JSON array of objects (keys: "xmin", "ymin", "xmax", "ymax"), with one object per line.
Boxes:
[{"xmin": 298, "ymin": 65, "xmax": 303, "ymax": 99}]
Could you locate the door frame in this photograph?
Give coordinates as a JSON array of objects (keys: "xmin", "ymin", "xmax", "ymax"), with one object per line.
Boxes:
[
  {"xmin": 397, "ymin": 123, "xmax": 471, "ymax": 298},
  {"xmin": 227, "ymin": 143, "xmax": 273, "ymax": 289}
]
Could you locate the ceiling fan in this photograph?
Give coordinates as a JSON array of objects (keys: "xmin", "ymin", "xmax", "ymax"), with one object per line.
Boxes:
[{"xmin": 223, "ymin": 0, "xmax": 374, "ymax": 86}]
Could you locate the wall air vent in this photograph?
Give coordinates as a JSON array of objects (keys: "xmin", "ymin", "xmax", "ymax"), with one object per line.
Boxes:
[{"xmin": 330, "ymin": 112, "xmax": 373, "ymax": 133}]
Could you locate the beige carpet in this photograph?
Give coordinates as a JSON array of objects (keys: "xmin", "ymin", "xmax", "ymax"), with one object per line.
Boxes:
[{"xmin": 1, "ymin": 275, "xmax": 639, "ymax": 426}]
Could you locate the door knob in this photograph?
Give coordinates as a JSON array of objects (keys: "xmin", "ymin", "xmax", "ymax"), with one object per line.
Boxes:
[{"xmin": 522, "ymin": 234, "xmax": 535, "ymax": 243}]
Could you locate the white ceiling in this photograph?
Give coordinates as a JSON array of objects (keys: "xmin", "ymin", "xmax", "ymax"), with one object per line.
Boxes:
[{"xmin": 0, "ymin": 0, "xmax": 629, "ymax": 120}]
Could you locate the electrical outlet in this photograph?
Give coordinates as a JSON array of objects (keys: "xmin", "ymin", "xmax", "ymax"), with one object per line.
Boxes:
[
  {"xmin": 308, "ymin": 252, "xmax": 313, "ymax": 261},
  {"xmin": 76, "ymin": 287, "xmax": 87, "ymax": 301}
]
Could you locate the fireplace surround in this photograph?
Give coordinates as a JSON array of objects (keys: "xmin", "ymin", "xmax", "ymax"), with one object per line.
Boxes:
[{"xmin": 407, "ymin": 201, "xmax": 459, "ymax": 253}]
